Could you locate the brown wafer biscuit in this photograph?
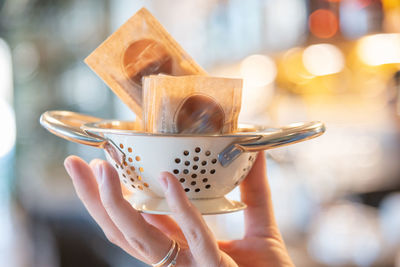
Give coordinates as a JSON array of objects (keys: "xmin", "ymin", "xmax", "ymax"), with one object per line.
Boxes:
[{"xmin": 85, "ymin": 8, "xmax": 206, "ymax": 119}]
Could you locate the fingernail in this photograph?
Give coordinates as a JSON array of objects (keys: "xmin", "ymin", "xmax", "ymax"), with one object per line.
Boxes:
[
  {"xmin": 159, "ymin": 174, "xmax": 169, "ymax": 191},
  {"xmin": 64, "ymin": 160, "xmax": 72, "ymax": 176},
  {"xmin": 94, "ymin": 163, "xmax": 104, "ymax": 185}
]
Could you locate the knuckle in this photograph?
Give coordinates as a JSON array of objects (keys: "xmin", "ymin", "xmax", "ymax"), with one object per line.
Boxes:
[
  {"xmin": 126, "ymin": 236, "xmax": 148, "ymax": 254},
  {"xmin": 101, "ymin": 194, "xmax": 119, "ymax": 211},
  {"xmin": 104, "ymin": 231, "xmax": 119, "ymax": 246},
  {"xmin": 187, "ymin": 228, "xmax": 202, "ymax": 248}
]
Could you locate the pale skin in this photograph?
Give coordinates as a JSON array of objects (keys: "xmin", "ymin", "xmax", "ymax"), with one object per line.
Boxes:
[{"xmin": 63, "ymin": 152, "xmax": 294, "ymax": 266}]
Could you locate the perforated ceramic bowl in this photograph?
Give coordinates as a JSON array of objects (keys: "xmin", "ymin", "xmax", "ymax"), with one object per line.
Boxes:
[{"xmin": 40, "ymin": 110, "xmax": 325, "ymax": 214}]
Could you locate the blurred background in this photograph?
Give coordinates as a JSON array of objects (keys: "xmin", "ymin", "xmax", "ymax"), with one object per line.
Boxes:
[{"xmin": 1, "ymin": 0, "xmax": 400, "ymax": 266}]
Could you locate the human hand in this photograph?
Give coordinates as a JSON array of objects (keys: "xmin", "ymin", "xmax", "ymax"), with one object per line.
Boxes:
[{"xmin": 63, "ymin": 152, "xmax": 294, "ymax": 266}]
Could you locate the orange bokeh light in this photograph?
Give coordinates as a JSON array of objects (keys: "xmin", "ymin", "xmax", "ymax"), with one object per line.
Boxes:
[{"xmin": 309, "ymin": 9, "xmax": 339, "ymax": 39}]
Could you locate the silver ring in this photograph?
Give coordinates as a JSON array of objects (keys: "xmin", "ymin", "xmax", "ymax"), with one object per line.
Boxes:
[
  {"xmin": 152, "ymin": 240, "xmax": 176, "ymax": 267},
  {"xmin": 168, "ymin": 242, "xmax": 180, "ymax": 267}
]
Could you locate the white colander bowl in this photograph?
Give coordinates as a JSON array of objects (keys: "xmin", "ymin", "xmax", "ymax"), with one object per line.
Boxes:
[{"xmin": 40, "ymin": 110, "xmax": 325, "ymax": 214}]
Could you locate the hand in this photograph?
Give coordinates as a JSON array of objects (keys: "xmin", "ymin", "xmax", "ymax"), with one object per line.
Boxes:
[{"xmin": 64, "ymin": 152, "xmax": 294, "ymax": 266}]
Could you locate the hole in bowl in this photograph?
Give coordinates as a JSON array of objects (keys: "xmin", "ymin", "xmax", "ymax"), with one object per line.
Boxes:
[
  {"xmin": 184, "ymin": 188, "xmax": 190, "ymax": 192},
  {"xmin": 210, "ymin": 169, "xmax": 216, "ymax": 174},
  {"xmin": 193, "ymin": 156, "xmax": 199, "ymax": 161},
  {"xmin": 175, "ymin": 158, "xmax": 181, "ymax": 164},
  {"xmin": 202, "ymin": 178, "xmax": 208, "ymax": 183},
  {"xmin": 200, "ymin": 169, "xmax": 206, "ymax": 174},
  {"xmin": 183, "ymin": 150, "xmax": 189, "ymax": 156},
  {"xmin": 179, "ymin": 178, "xmax": 185, "ymax": 183},
  {"xmin": 119, "ymin": 144, "xmax": 124, "ymax": 149},
  {"xmin": 184, "ymin": 161, "xmax": 190, "ymax": 166},
  {"xmin": 205, "ymin": 184, "xmax": 211, "ymax": 189},
  {"xmin": 183, "ymin": 169, "xmax": 189, "ymax": 174},
  {"xmin": 173, "ymin": 169, "xmax": 179, "ymax": 174},
  {"xmin": 195, "ymin": 188, "xmax": 200, "ymax": 192},
  {"xmin": 201, "ymin": 161, "xmax": 207, "ymax": 166},
  {"xmin": 128, "ymin": 157, "xmax": 133, "ymax": 162},
  {"xmin": 191, "ymin": 181, "xmax": 196, "ymax": 186},
  {"xmin": 128, "ymin": 147, "xmax": 133, "ymax": 153},
  {"xmin": 144, "ymin": 183, "xmax": 149, "ymax": 188},
  {"xmin": 135, "ymin": 156, "xmax": 141, "ymax": 161},
  {"xmin": 193, "ymin": 165, "xmax": 198, "ymax": 170},
  {"xmin": 205, "ymin": 151, "xmax": 211, "ymax": 156},
  {"xmin": 195, "ymin": 147, "xmax": 201, "ymax": 153},
  {"xmin": 191, "ymin": 174, "xmax": 197, "ymax": 178},
  {"xmin": 139, "ymin": 167, "xmax": 144, "ymax": 172},
  {"xmin": 211, "ymin": 159, "xmax": 217, "ymax": 164}
]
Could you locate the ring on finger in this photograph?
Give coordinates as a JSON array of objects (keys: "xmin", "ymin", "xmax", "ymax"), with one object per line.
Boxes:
[
  {"xmin": 152, "ymin": 240, "xmax": 176, "ymax": 267},
  {"xmin": 168, "ymin": 242, "xmax": 180, "ymax": 267}
]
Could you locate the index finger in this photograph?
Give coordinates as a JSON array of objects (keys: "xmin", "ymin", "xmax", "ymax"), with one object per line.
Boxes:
[{"xmin": 240, "ymin": 152, "xmax": 279, "ymax": 238}]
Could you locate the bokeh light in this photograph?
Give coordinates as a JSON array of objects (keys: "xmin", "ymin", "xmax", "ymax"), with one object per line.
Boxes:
[
  {"xmin": 0, "ymin": 99, "xmax": 16, "ymax": 158},
  {"xmin": 357, "ymin": 33, "xmax": 400, "ymax": 66},
  {"xmin": 303, "ymin": 44, "xmax": 345, "ymax": 76},
  {"xmin": 240, "ymin": 54, "xmax": 277, "ymax": 87},
  {"xmin": 309, "ymin": 9, "xmax": 339, "ymax": 39}
]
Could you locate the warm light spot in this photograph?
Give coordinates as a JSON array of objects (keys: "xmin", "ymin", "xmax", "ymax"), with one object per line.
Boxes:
[
  {"xmin": 119, "ymin": 144, "xmax": 124, "ymax": 149},
  {"xmin": 130, "ymin": 166, "xmax": 135, "ymax": 171},
  {"xmin": 139, "ymin": 167, "xmax": 144, "ymax": 172},
  {"xmin": 240, "ymin": 54, "xmax": 277, "ymax": 87},
  {"xmin": 123, "ymin": 161, "xmax": 127, "ymax": 166},
  {"xmin": 357, "ymin": 34, "xmax": 400, "ymax": 66},
  {"xmin": 128, "ymin": 147, "xmax": 132, "ymax": 153},
  {"xmin": 137, "ymin": 176, "xmax": 142, "ymax": 181},
  {"xmin": 126, "ymin": 170, "xmax": 131, "ymax": 175},
  {"xmin": 138, "ymin": 185, "xmax": 143, "ymax": 190},
  {"xmin": 303, "ymin": 44, "xmax": 344, "ymax": 76},
  {"xmin": 135, "ymin": 156, "xmax": 141, "ymax": 161},
  {"xmin": 144, "ymin": 183, "xmax": 149, "ymax": 187},
  {"xmin": 128, "ymin": 157, "xmax": 133, "ymax": 162},
  {"xmin": 309, "ymin": 9, "xmax": 338, "ymax": 38}
]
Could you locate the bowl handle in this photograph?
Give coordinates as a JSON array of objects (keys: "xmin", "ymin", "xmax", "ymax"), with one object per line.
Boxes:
[
  {"xmin": 218, "ymin": 121, "xmax": 325, "ymax": 167},
  {"xmin": 40, "ymin": 110, "xmax": 125, "ymax": 164}
]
